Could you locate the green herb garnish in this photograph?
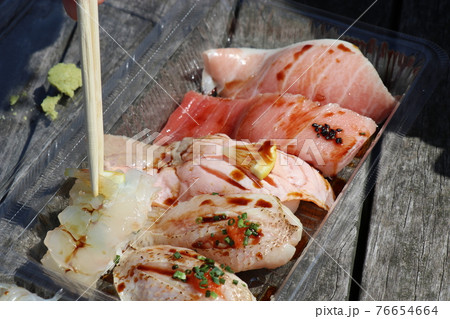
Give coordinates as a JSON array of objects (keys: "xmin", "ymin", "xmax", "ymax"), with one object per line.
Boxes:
[
  {"xmin": 173, "ymin": 251, "xmax": 181, "ymax": 259},
  {"xmin": 172, "ymin": 270, "xmax": 186, "ymax": 281}
]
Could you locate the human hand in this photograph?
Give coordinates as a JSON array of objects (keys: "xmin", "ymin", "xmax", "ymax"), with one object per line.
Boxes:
[{"xmin": 62, "ymin": 0, "xmax": 105, "ymax": 20}]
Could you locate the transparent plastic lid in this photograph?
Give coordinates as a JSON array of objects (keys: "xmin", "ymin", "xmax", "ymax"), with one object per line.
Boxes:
[{"xmin": 0, "ymin": 0, "xmax": 447, "ymax": 300}]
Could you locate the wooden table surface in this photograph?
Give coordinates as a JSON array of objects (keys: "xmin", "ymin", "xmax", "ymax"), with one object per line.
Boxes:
[{"xmin": 0, "ymin": 0, "xmax": 448, "ymax": 300}]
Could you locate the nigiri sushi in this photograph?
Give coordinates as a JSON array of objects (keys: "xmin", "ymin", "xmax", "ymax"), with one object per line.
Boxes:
[
  {"xmin": 135, "ymin": 194, "xmax": 303, "ymax": 272},
  {"xmin": 202, "ymin": 39, "xmax": 396, "ymax": 123},
  {"xmin": 156, "ymin": 91, "xmax": 377, "ymax": 176},
  {"xmin": 41, "ymin": 169, "xmax": 159, "ymax": 285},
  {"xmin": 104, "ymin": 134, "xmax": 335, "ymax": 211},
  {"xmin": 113, "ymin": 245, "xmax": 255, "ymax": 301},
  {"xmin": 0, "ymin": 283, "xmax": 60, "ymax": 301}
]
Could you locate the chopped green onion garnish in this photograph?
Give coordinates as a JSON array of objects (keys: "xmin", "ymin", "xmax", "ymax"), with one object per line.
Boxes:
[
  {"xmin": 194, "ymin": 272, "xmax": 204, "ymax": 280},
  {"xmin": 210, "ymin": 233, "xmax": 215, "ymax": 237},
  {"xmin": 212, "ymin": 276, "xmax": 220, "ymax": 285},
  {"xmin": 241, "ymin": 213, "xmax": 247, "ymax": 219},
  {"xmin": 205, "ymin": 290, "xmax": 217, "ymax": 299},
  {"xmin": 224, "ymin": 236, "xmax": 235, "ymax": 246},
  {"xmin": 173, "ymin": 251, "xmax": 181, "ymax": 259},
  {"xmin": 213, "ymin": 215, "xmax": 220, "ymax": 221},
  {"xmin": 205, "ymin": 290, "xmax": 218, "ymax": 298},
  {"xmin": 243, "ymin": 236, "xmax": 249, "ymax": 246},
  {"xmin": 199, "ymin": 278, "xmax": 208, "ymax": 289},
  {"xmin": 205, "ymin": 258, "xmax": 215, "ymax": 265},
  {"xmin": 232, "ymin": 280, "xmax": 238, "ymax": 285},
  {"xmin": 244, "ymin": 229, "xmax": 253, "ymax": 236},
  {"xmin": 185, "ymin": 269, "xmax": 192, "ymax": 275},
  {"xmin": 195, "ymin": 217, "xmax": 203, "ymax": 224},
  {"xmin": 219, "ymin": 278, "xmax": 226, "ymax": 285},
  {"xmin": 224, "ymin": 265, "xmax": 234, "ymax": 273},
  {"xmin": 228, "ymin": 218, "xmax": 235, "ymax": 226},
  {"xmin": 172, "ymin": 270, "xmax": 186, "ymax": 281},
  {"xmin": 197, "ymin": 255, "xmax": 206, "ymax": 261},
  {"xmin": 172, "ymin": 264, "xmax": 179, "ymax": 270},
  {"xmin": 237, "ymin": 219, "xmax": 245, "ymax": 228},
  {"xmin": 211, "ymin": 192, "xmax": 219, "ymax": 195},
  {"xmin": 221, "ymin": 229, "xmax": 227, "ymax": 235},
  {"xmin": 210, "ymin": 267, "xmax": 224, "ymax": 277},
  {"xmin": 113, "ymin": 255, "xmax": 120, "ymax": 264}
]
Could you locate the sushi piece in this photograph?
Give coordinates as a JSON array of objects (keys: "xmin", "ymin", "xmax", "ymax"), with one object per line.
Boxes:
[
  {"xmin": 136, "ymin": 194, "xmax": 303, "ymax": 272},
  {"xmin": 113, "ymin": 245, "xmax": 255, "ymax": 301},
  {"xmin": 0, "ymin": 283, "xmax": 60, "ymax": 301},
  {"xmin": 104, "ymin": 134, "xmax": 335, "ymax": 211},
  {"xmin": 202, "ymin": 39, "xmax": 396, "ymax": 123},
  {"xmin": 156, "ymin": 91, "xmax": 377, "ymax": 176},
  {"xmin": 41, "ymin": 169, "xmax": 159, "ymax": 285}
]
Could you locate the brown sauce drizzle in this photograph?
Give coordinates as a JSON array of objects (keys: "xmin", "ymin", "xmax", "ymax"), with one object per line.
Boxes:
[
  {"xmin": 293, "ymin": 44, "xmax": 313, "ymax": 60},
  {"xmin": 200, "ymin": 165, "xmax": 248, "ymax": 190},
  {"xmin": 314, "ymin": 93, "xmax": 326, "ymax": 102},
  {"xmin": 276, "ymin": 70, "xmax": 285, "ymax": 81},
  {"xmin": 255, "ymin": 199, "xmax": 273, "ymax": 208},
  {"xmin": 337, "ymin": 43, "xmax": 351, "ymax": 52},
  {"xmin": 230, "ymin": 169, "xmax": 245, "ymax": 181},
  {"xmin": 163, "ymin": 197, "xmax": 178, "ymax": 206},
  {"xmin": 263, "ymin": 175, "xmax": 277, "ymax": 187},
  {"xmin": 200, "ymin": 199, "xmax": 213, "ymax": 206},
  {"xmin": 136, "ymin": 264, "xmax": 174, "ymax": 277},
  {"xmin": 117, "ymin": 282, "xmax": 126, "ymax": 293},
  {"xmin": 227, "ymin": 197, "xmax": 252, "ymax": 206}
]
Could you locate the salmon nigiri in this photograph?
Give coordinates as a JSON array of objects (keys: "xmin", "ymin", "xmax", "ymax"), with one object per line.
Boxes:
[
  {"xmin": 202, "ymin": 39, "xmax": 396, "ymax": 123},
  {"xmin": 104, "ymin": 134, "xmax": 335, "ymax": 211},
  {"xmin": 156, "ymin": 91, "xmax": 377, "ymax": 176}
]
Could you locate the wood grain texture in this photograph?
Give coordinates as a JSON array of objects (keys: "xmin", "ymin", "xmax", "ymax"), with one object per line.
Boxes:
[
  {"xmin": 359, "ymin": 0, "xmax": 450, "ymax": 301},
  {"xmin": 0, "ymin": 0, "xmax": 76, "ymax": 199},
  {"xmin": 1, "ymin": 0, "xmax": 448, "ymax": 301},
  {"xmin": 0, "ymin": 0, "xmax": 177, "ymax": 199}
]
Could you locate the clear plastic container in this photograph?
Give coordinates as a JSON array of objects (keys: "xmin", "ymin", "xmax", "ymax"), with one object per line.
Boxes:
[{"xmin": 0, "ymin": 0, "xmax": 448, "ymax": 300}]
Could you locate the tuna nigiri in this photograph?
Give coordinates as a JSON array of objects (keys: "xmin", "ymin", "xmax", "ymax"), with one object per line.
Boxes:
[
  {"xmin": 202, "ymin": 39, "xmax": 396, "ymax": 123},
  {"xmin": 156, "ymin": 91, "xmax": 377, "ymax": 176}
]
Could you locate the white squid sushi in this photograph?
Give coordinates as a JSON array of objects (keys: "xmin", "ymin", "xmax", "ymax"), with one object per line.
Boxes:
[{"xmin": 41, "ymin": 168, "xmax": 159, "ymax": 286}]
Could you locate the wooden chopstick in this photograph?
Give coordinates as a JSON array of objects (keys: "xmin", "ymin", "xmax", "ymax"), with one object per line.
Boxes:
[{"xmin": 77, "ymin": 0, "xmax": 104, "ymax": 196}]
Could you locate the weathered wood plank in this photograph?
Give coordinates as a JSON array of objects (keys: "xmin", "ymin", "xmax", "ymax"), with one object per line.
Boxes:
[
  {"xmin": 0, "ymin": 0, "xmax": 177, "ymax": 200},
  {"xmin": 360, "ymin": 0, "xmax": 450, "ymax": 301},
  {"xmin": 0, "ymin": 0, "xmax": 76, "ymax": 199}
]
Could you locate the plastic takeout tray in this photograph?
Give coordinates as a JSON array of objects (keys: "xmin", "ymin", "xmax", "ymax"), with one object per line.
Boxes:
[{"xmin": 0, "ymin": 0, "xmax": 448, "ymax": 300}]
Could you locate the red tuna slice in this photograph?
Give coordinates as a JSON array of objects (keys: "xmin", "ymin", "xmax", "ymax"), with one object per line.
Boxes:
[
  {"xmin": 156, "ymin": 91, "xmax": 376, "ymax": 176},
  {"xmin": 202, "ymin": 39, "xmax": 396, "ymax": 123},
  {"xmin": 155, "ymin": 90, "xmax": 249, "ymax": 145},
  {"xmin": 233, "ymin": 94, "xmax": 377, "ymax": 176}
]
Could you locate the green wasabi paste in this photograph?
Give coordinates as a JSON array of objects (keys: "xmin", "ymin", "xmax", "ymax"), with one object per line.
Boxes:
[
  {"xmin": 48, "ymin": 63, "xmax": 82, "ymax": 98},
  {"xmin": 41, "ymin": 94, "xmax": 62, "ymax": 120}
]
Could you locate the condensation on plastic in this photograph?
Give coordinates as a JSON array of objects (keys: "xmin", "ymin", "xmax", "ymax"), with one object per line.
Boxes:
[{"xmin": 0, "ymin": 0, "xmax": 447, "ymax": 300}]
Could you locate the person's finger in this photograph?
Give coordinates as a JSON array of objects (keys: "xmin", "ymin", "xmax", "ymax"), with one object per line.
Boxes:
[{"xmin": 63, "ymin": 0, "xmax": 105, "ymax": 20}]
